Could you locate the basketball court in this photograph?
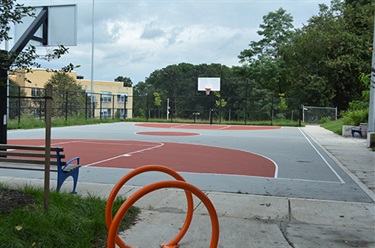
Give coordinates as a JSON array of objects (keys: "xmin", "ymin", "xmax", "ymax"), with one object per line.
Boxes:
[
  {"xmin": 5, "ymin": 19, "xmax": 369, "ymax": 202},
  {"xmin": 3, "ymin": 122, "xmax": 373, "ymax": 203}
]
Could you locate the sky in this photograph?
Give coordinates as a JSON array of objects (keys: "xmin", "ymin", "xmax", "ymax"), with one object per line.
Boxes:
[{"xmin": 4, "ymin": 0, "xmax": 332, "ymax": 85}]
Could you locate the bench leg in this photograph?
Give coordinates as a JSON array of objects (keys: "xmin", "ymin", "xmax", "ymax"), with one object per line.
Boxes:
[
  {"xmin": 351, "ymin": 129, "xmax": 362, "ymax": 138},
  {"xmin": 57, "ymin": 169, "xmax": 80, "ymax": 194},
  {"xmin": 71, "ymin": 169, "xmax": 79, "ymax": 194}
]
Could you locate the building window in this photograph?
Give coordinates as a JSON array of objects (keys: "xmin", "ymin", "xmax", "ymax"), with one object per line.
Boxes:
[
  {"xmin": 101, "ymin": 92, "xmax": 112, "ymax": 102},
  {"xmin": 86, "ymin": 92, "xmax": 97, "ymax": 103},
  {"xmin": 117, "ymin": 93, "xmax": 127, "ymax": 103},
  {"xmin": 116, "ymin": 108, "xmax": 127, "ymax": 118},
  {"xmin": 100, "ymin": 108, "xmax": 111, "ymax": 117},
  {"xmin": 31, "ymin": 88, "xmax": 41, "ymax": 97}
]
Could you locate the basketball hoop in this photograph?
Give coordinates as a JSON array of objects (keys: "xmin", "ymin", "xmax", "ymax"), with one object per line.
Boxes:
[{"xmin": 205, "ymin": 87, "xmax": 211, "ymax": 96}]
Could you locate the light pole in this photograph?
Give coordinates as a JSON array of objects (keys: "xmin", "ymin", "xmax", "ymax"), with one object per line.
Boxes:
[
  {"xmin": 368, "ymin": 14, "xmax": 375, "ymax": 144},
  {"xmin": 90, "ymin": 0, "xmax": 95, "ymax": 117}
]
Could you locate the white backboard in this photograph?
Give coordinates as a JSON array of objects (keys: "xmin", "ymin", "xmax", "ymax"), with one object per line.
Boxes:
[
  {"xmin": 15, "ymin": 4, "xmax": 77, "ymax": 46},
  {"xmin": 198, "ymin": 77, "xmax": 221, "ymax": 91}
]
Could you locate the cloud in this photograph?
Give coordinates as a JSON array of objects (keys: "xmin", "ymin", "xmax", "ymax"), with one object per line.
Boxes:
[
  {"xmin": 7, "ymin": 0, "xmax": 332, "ymax": 84},
  {"xmin": 140, "ymin": 21, "xmax": 166, "ymax": 40}
]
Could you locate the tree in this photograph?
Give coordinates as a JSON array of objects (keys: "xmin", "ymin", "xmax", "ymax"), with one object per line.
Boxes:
[
  {"xmin": 1, "ymin": 0, "xmax": 74, "ymax": 143},
  {"xmin": 282, "ymin": 0, "xmax": 374, "ymax": 109},
  {"xmin": 0, "ymin": 0, "xmax": 72, "ymax": 71},
  {"xmin": 45, "ymin": 72, "xmax": 85, "ymax": 118},
  {"xmin": 238, "ymin": 8, "xmax": 294, "ymax": 95},
  {"xmin": 133, "ymin": 81, "xmax": 153, "ymax": 118},
  {"xmin": 153, "ymin": 92, "xmax": 162, "ymax": 118},
  {"xmin": 114, "ymin": 76, "xmax": 133, "ymax": 87}
]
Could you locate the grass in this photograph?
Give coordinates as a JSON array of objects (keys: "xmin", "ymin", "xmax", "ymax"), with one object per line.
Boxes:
[
  {"xmin": 320, "ymin": 118, "xmax": 344, "ymax": 135},
  {"xmin": 321, "ymin": 118, "xmax": 375, "ymax": 151},
  {"xmin": 7, "ymin": 115, "xmax": 125, "ymax": 130},
  {"xmin": 0, "ymin": 185, "xmax": 139, "ymax": 248}
]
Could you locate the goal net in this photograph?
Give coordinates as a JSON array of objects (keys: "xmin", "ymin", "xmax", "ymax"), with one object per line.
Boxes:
[{"xmin": 302, "ymin": 105, "xmax": 337, "ymax": 124}]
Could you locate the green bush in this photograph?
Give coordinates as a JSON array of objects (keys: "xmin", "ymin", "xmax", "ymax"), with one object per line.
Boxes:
[
  {"xmin": 318, "ymin": 116, "xmax": 333, "ymax": 124},
  {"xmin": 321, "ymin": 118, "xmax": 344, "ymax": 135},
  {"xmin": 341, "ymin": 109, "xmax": 368, "ymax": 126}
]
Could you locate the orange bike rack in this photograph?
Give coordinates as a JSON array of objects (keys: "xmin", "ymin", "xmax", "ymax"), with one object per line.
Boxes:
[
  {"xmin": 106, "ymin": 165, "xmax": 220, "ymax": 248},
  {"xmin": 105, "ymin": 165, "xmax": 194, "ymax": 248}
]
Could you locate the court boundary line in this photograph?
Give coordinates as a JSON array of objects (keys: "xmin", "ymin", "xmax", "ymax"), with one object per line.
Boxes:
[
  {"xmin": 298, "ymin": 128, "xmax": 345, "ymax": 183},
  {"xmin": 80, "ymin": 166, "xmax": 344, "ymax": 184},
  {"xmin": 133, "ymin": 123, "xmax": 283, "ymax": 131},
  {"xmin": 8, "ymin": 138, "xmax": 278, "ymax": 178},
  {"xmin": 83, "ymin": 141, "xmax": 164, "ymax": 167},
  {"xmin": 135, "ymin": 131, "xmax": 201, "ymax": 136},
  {"xmin": 219, "ymin": 125, "xmax": 232, "ymax": 130},
  {"xmin": 300, "ymin": 127, "xmax": 375, "ymax": 201},
  {"xmin": 134, "ymin": 139, "xmax": 279, "ymax": 178}
]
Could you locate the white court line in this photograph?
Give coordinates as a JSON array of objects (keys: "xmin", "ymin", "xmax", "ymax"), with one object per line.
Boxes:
[
  {"xmin": 219, "ymin": 125, "xmax": 232, "ymax": 130},
  {"xmin": 70, "ymin": 140, "xmax": 154, "ymax": 147},
  {"xmin": 298, "ymin": 127, "xmax": 345, "ymax": 183},
  {"xmin": 171, "ymin": 124, "xmax": 189, "ymax": 128},
  {"xmin": 83, "ymin": 142, "xmax": 164, "ymax": 167},
  {"xmin": 51, "ymin": 140, "xmax": 80, "ymax": 146}
]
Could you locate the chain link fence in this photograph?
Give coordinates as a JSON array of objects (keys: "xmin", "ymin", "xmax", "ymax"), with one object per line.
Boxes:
[
  {"xmin": 132, "ymin": 93, "xmax": 303, "ymax": 125},
  {"xmin": 9, "ymin": 85, "xmax": 340, "ymax": 126},
  {"xmin": 8, "ymin": 85, "xmax": 131, "ymax": 122}
]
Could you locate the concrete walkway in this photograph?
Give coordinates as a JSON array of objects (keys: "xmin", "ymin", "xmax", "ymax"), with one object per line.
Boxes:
[{"xmin": 1, "ymin": 125, "xmax": 374, "ymax": 247}]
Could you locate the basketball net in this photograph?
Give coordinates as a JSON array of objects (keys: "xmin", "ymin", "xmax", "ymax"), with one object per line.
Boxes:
[{"xmin": 205, "ymin": 87, "xmax": 211, "ymax": 96}]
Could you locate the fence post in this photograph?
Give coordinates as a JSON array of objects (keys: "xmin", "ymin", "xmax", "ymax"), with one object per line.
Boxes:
[
  {"xmin": 271, "ymin": 96, "xmax": 274, "ymax": 126},
  {"xmin": 65, "ymin": 90, "xmax": 68, "ymax": 121},
  {"xmin": 100, "ymin": 93, "xmax": 102, "ymax": 120},
  {"xmin": 112, "ymin": 95, "xmax": 115, "ymax": 119},
  {"xmin": 44, "ymin": 84, "xmax": 52, "ymax": 211},
  {"xmin": 123, "ymin": 96, "xmax": 128, "ymax": 120},
  {"xmin": 146, "ymin": 94, "xmax": 149, "ymax": 121},
  {"xmin": 18, "ymin": 86, "xmax": 21, "ymax": 124},
  {"xmin": 85, "ymin": 92, "xmax": 88, "ymax": 119}
]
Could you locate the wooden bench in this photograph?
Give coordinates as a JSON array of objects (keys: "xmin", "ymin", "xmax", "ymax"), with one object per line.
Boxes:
[{"xmin": 0, "ymin": 144, "xmax": 80, "ymax": 193}]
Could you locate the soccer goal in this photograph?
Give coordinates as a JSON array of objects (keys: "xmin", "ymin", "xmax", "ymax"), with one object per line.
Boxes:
[{"xmin": 302, "ymin": 105, "xmax": 338, "ymax": 124}]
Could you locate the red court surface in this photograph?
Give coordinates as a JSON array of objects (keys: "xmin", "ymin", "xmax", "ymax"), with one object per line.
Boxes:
[
  {"xmin": 135, "ymin": 123, "xmax": 281, "ymax": 130},
  {"xmin": 8, "ymin": 139, "xmax": 277, "ymax": 178},
  {"xmin": 136, "ymin": 131, "xmax": 199, "ymax": 136}
]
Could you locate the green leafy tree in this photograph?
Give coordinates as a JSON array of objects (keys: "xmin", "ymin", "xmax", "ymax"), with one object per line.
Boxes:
[
  {"xmin": 133, "ymin": 81, "xmax": 153, "ymax": 118},
  {"xmin": 278, "ymin": 93, "xmax": 288, "ymax": 111},
  {"xmin": 45, "ymin": 72, "xmax": 85, "ymax": 118},
  {"xmin": 342, "ymin": 73, "xmax": 370, "ymax": 125},
  {"xmin": 114, "ymin": 76, "xmax": 133, "ymax": 87},
  {"xmin": 238, "ymin": 8, "xmax": 294, "ymax": 95},
  {"xmin": 153, "ymin": 92, "xmax": 162, "ymax": 118},
  {"xmin": 282, "ymin": 0, "xmax": 374, "ymax": 109},
  {"xmin": 0, "ymin": 0, "xmax": 72, "ymax": 72}
]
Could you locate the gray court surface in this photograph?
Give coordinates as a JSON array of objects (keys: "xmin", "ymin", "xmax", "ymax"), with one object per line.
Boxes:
[{"xmin": 2, "ymin": 122, "xmax": 373, "ymax": 203}]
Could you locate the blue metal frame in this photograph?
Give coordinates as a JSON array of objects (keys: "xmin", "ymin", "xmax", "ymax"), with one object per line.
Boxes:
[{"xmin": 55, "ymin": 147, "xmax": 80, "ymax": 193}]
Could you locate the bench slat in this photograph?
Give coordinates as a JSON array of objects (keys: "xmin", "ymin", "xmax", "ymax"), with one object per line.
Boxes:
[
  {"xmin": 0, "ymin": 162, "xmax": 79, "ymax": 172},
  {"xmin": 63, "ymin": 164, "xmax": 81, "ymax": 172},
  {"xmin": 0, "ymin": 163, "xmax": 58, "ymax": 172},
  {"xmin": 0, "ymin": 144, "xmax": 64, "ymax": 152},
  {"xmin": 0, "ymin": 151, "xmax": 65, "ymax": 159},
  {"xmin": 0, "ymin": 144, "xmax": 81, "ymax": 193},
  {"xmin": 0, "ymin": 157, "xmax": 64, "ymax": 165}
]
